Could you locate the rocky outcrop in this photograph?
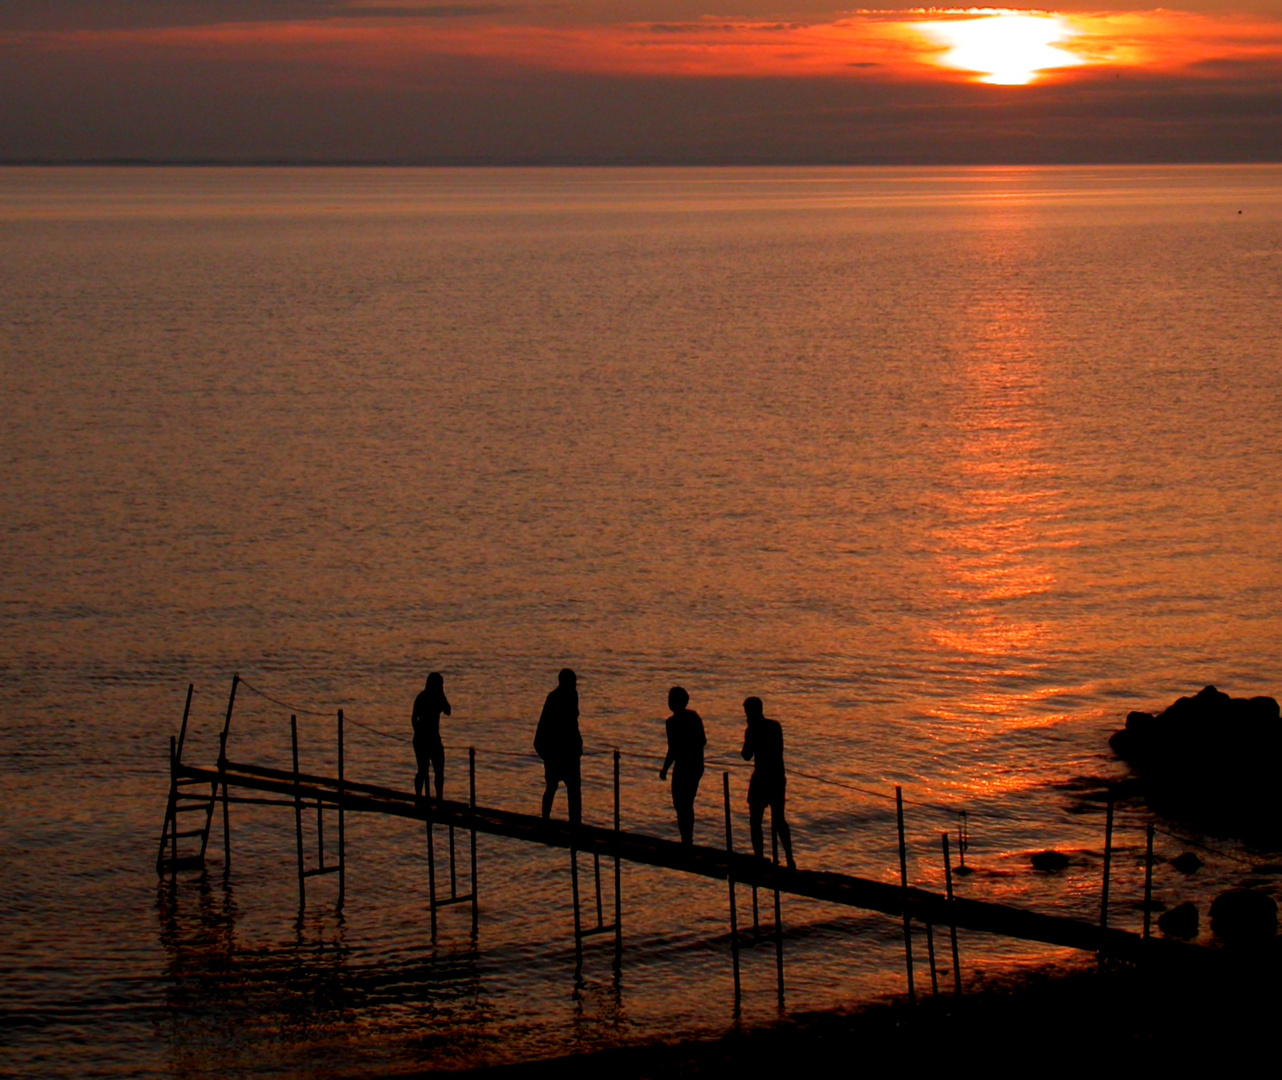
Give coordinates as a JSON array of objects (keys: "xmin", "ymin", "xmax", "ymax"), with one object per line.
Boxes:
[
  {"xmin": 1108, "ymin": 686, "xmax": 1282, "ymax": 837},
  {"xmin": 1209, "ymin": 890, "xmax": 1278, "ymax": 946}
]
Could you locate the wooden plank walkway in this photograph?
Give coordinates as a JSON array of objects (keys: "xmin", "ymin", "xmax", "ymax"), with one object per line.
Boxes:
[{"xmin": 174, "ymin": 759, "xmax": 1201, "ymax": 967}]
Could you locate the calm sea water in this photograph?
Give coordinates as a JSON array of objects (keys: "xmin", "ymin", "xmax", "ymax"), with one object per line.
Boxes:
[{"xmin": 2, "ymin": 165, "xmax": 1281, "ymax": 1078}]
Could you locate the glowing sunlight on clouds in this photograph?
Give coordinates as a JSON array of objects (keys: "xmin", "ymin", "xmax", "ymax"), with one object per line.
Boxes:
[{"xmin": 916, "ymin": 10, "xmax": 1086, "ymax": 85}]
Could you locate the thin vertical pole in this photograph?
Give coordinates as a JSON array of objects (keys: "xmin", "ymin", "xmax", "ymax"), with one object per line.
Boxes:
[
  {"xmin": 426, "ymin": 795, "xmax": 437, "ymax": 944},
  {"xmin": 1142, "ymin": 823, "xmax": 1154, "ymax": 943},
  {"xmin": 220, "ymin": 731, "xmax": 231, "ymax": 872},
  {"xmin": 449, "ymin": 823, "xmax": 457, "ymax": 900},
  {"xmin": 316, "ymin": 796, "xmax": 324, "ymax": 868},
  {"xmin": 771, "ymin": 820, "xmax": 784, "ymax": 1007},
  {"xmin": 896, "ymin": 786, "xmax": 915, "ymax": 1004},
  {"xmin": 291, "ymin": 715, "xmax": 305, "ymax": 910},
  {"xmin": 570, "ymin": 844, "xmax": 583, "ymax": 977},
  {"xmin": 337, "ymin": 710, "xmax": 345, "ymax": 911},
  {"xmin": 469, "ymin": 746, "xmax": 478, "ymax": 937},
  {"xmin": 168, "ymin": 736, "xmax": 178, "ymax": 869},
  {"xmin": 942, "ymin": 832, "xmax": 962, "ymax": 996},
  {"xmin": 958, "ymin": 811, "xmax": 968, "ymax": 872},
  {"xmin": 925, "ymin": 920, "xmax": 939, "ymax": 997},
  {"xmin": 594, "ymin": 853, "xmax": 604, "ymax": 927},
  {"xmin": 176, "ymin": 684, "xmax": 194, "ymax": 764},
  {"xmin": 219, "ymin": 675, "xmax": 237, "ymax": 874},
  {"xmin": 723, "ymin": 772, "xmax": 741, "ymax": 1015},
  {"xmin": 753, "ymin": 884, "xmax": 760, "ymax": 939},
  {"xmin": 1099, "ymin": 787, "xmax": 1115, "ymax": 961},
  {"xmin": 219, "ymin": 674, "xmax": 239, "ymax": 760},
  {"xmin": 613, "ymin": 748, "xmax": 622, "ymax": 971}
]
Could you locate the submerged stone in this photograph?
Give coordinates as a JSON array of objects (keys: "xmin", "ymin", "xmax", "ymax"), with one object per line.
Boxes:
[
  {"xmin": 1031, "ymin": 850, "xmax": 1071, "ymax": 872},
  {"xmin": 1170, "ymin": 852, "xmax": 1203, "ymax": 874}
]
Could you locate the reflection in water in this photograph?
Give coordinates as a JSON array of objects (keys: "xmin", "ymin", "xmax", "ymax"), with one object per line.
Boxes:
[
  {"xmin": 155, "ymin": 875, "xmax": 493, "ymax": 1076},
  {"xmin": 929, "ymin": 201, "xmax": 1066, "ymax": 724}
]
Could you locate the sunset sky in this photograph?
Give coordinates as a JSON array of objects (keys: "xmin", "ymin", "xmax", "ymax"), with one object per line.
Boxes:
[{"xmin": 3, "ymin": 1, "xmax": 1282, "ymax": 162}]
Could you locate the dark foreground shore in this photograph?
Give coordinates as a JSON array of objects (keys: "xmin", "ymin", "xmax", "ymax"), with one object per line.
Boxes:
[{"xmin": 390, "ymin": 946, "xmax": 1282, "ymax": 1078}]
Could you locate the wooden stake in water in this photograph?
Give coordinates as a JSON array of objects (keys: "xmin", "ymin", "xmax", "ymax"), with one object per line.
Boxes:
[
  {"xmin": 613, "ymin": 748, "xmax": 622, "ymax": 971},
  {"xmin": 772, "ymin": 821, "xmax": 784, "ymax": 1008},
  {"xmin": 470, "ymin": 747, "xmax": 479, "ymax": 937},
  {"xmin": 723, "ymin": 772, "xmax": 741, "ymax": 1015},
  {"xmin": 942, "ymin": 832, "xmax": 962, "ymax": 996},
  {"xmin": 219, "ymin": 675, "xmax": 239, "ymax": 873},
  {"xmin": 291, "ymin": 715, "xmax": 305, "ymax": 910},
  {"xmin": 1142, "ymin": 822, "xmax": 1154, "ymax": 944},
  {"xmin": 896, "ymin": 786, "xmax": 915, "ymax": 1003},
  {"xmin": 1099, "ymin": 787, "xmax": 1115, "ymax": 964},
  {"xmin": 337, "ymin": 710, "xmax": 345, "ymax": 911}
]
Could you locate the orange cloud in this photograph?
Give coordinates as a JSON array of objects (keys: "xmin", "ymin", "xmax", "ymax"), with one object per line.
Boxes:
[{"xmin": 10, "ymin": 9, "xmax": 1282, "ymax": 86}]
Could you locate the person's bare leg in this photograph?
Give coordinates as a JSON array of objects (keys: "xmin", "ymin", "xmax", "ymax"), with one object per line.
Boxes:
[
  {"xmin": 749, "ymin": 801, "xmax": 766, "ymax": 859},
  {"xmin": 433, "ymin": 750, "xmax": 445, "ymax": 802},
  {"xmin": 542, "ymin": 778, "xmax": 558, "ymax": 820},
  {"xmin": 567, "ymin": 775, "xmax": 582, "ymax": 826},
  {"xmin": 773, "ymin": 799, "xmax": 796, "ymax": 869}
]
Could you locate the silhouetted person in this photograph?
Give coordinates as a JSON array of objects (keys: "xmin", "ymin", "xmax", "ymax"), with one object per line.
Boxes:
[
  {"xmin": 412, "ymin": 672, "xmax": 451, "ymax": 801},
  {"xmin": 741, "ymin": 696, "xmax": 796, "ymax": 870},
  {"xmin": 659, "ymin": 686, "xmax": 706, "ymax": 844},
  {"xmin": 535, "ymin": 668, "xmax": 582, "ymax": 824}
]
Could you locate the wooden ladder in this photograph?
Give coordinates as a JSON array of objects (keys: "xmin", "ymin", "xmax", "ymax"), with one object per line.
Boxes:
[{"xmin": 156, "ymin": 678, "xmax": 238, "ymax": 876}]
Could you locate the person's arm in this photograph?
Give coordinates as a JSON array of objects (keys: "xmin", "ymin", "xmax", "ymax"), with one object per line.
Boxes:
[
  {"xmin": 741, "ymin": 724, "xmax": 755, "ymax": 762},
  {"xmin": 442, "ymin": 694, "xmax": 451, "ymax": 717},
  {"xmin": 697, "ymin": 715, "xmax": 707, "ymax": 750},
  {"xmin": 660, "ymin": 725, "xmax": 675, "ymax": 779}
]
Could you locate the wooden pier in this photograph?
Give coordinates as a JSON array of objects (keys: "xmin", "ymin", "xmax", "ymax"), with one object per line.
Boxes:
[{"xmin": 158, "ymin": 678, "xmax": 1204, "ymax": 1008}]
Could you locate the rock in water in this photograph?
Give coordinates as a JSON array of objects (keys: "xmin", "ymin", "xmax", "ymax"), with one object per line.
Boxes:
[
  {"xmin": 1170, "ymin": 852, "xmax": 1203, "ymax": 874},
  {"xmin": 1209, "ymin": 889, "xmax": 1278, "ymax": 945},
  {"xmin": 1108, "ymin": 685, "xmax": 1282, "ymax": 838},
  {"xmin": 1031, "ymin": 850, "xmax": 1071, "ymax": 871},
  {"xmin": 1158, "ymin": 902, "xmax": 1199, "ymax": 939}
]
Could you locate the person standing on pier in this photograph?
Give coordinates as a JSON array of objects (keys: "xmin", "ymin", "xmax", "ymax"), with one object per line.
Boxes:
[
  {"xmin": 659, "ymin": 686, "xmax": 706, "ymax": 845},
  {"xmin": 412, "ymin": 672, "xmax": 451, "ymax": 801},
  {"xmin": 535, "ymin": 668, "xmax": 582, "ymax": 825},
  {"xmin": 741, "ymin": 696, "xmax": 796, "ymax": 870}
]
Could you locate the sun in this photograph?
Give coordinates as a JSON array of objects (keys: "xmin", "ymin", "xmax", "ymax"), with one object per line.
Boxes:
[{"xmin": 918, "ymin": 10, "xmax": 1086, "ymax": 85}]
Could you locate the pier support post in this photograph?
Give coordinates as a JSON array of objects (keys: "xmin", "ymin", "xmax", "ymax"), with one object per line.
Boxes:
[
  {"xmin": 176, "ymin": 684, "xmax": 194, "ymax": 764},
  {"xmin": 925, "ymin": 919, "xmax": 939, "ymax": 997},
  {"xmin": 337, "ymin": 710, "xmax": 345, "ymax": 912},
  {"xmin": 771, "ymin": 821, "xmax": 784, "ymax": 1008},
  {"xmin": 168, "ymin": 735, "xmax": 178, "ymax": 872},
  {"xmin": 570, "ymin": 836, "xmax": 583, "ymax": 979},
  {"xmin": 219, "ymin": 675, "xmax": 239, "ymax": 874},
  {"xmin": 470, "ymin": 747, "xmax": 479, "ymax": 937},
  {"xmin": 1099, "ymin": 787, "xmax": 1115, "ymax": 964},
  {"xmin": 613, "ymin": 748, "xmax": 622, "ymax": 972},
  {"xmin": 942, "ymin": 832, "xmax": 962, "ymax": 996},
  {"xmin": 1142, "ymin": 823, "xmax": 1154, "ymax": 944},
  {"xmin": 291, "ymin": 715, "xmax": 305, "ymax": 910},
  {"xmin": 723, "ymin": 772, "xmax": 741, "ymax": 1015},
  {"xmin": 426, "ymin": 795, "xmax": 437, "ymax": 944},
  {"xmin": 896, "ymin": 786, "xmax": 915, "ymax": 1003}
]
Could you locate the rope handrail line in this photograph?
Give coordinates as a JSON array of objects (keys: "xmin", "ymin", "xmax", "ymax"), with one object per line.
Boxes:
[
  {"xmin": 233, "ymin": 680, "xmax": 974, "ymax": 818},
  {"xmin": 238, "ymin": 677, "xmax": 334, "ymax": 718},
  {"xmin": 346, "ymin": 715, "xmax": 411, "ymax": 744}
]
